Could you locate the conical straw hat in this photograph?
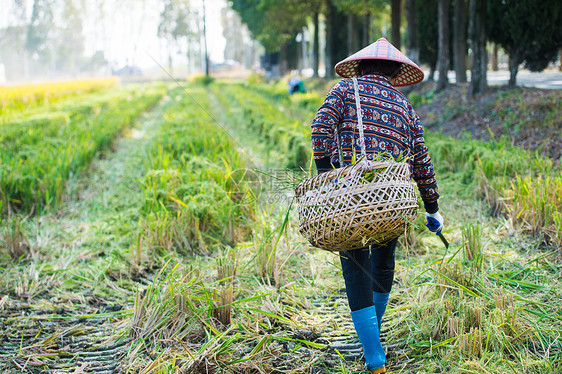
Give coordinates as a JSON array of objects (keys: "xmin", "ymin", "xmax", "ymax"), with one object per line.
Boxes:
[{"xmin": 335, "ymin": 37, "xmax": 424, "ymax": 87}]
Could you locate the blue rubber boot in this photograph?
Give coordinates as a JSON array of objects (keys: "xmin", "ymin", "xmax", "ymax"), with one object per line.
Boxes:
[
  {"xmin": 350, "ymin": 305, "xmax": 386, "ymax": 373},
  {"xmin": 373, "ymin": 292, "xmax": 390, "ymax": 331}
]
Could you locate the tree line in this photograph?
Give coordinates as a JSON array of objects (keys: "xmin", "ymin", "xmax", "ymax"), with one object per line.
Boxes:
[
  {"xmin": 231, "ymin": 0, "xmax": 562, "ymax": 93},
  {"xmin": 2, "ymin": 0, "xmax": 560, "ymax": 89},
  {"xmin": 0, "ymin": 0, "xmax": 209, "ymax": 81}
]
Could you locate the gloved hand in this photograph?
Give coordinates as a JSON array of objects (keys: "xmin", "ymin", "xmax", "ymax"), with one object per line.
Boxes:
[{"xmin": 425, "ymin": 211, "xmax": 444, "ymax": 235}]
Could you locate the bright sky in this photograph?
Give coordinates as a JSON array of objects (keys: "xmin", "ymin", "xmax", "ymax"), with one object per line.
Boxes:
[
  {"xmin": 1, "ymin": 0, "xmax": 227, "ymax": 70},
  {"xmin": 85, "ymin": 0, "xmax": 227, "ymax": 70}
]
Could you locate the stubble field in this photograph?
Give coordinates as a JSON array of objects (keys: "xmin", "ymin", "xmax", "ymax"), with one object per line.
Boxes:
[{"xmin": 0, "ymin": 78, "xmax": 560, "ymax": 373}]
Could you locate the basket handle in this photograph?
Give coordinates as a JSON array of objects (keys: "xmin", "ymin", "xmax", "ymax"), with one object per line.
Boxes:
[
  {"xmin": 334, "ymin": 78, "xmax": 367, "ymax": 168},
  {"xmin": 352, "ymin": 77, "xmax": 367, "ymax": 160},
  {"xmin": 335, "ymin": 116, "xmax": 344, "ymax": 167}
]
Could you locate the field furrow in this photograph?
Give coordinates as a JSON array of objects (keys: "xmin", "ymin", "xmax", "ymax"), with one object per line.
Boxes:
[
  {"xmin": 1, "ymin": 83, "xmax": 167, "ymax": 214},
  {"xmin": 0, "ymin": 79, "xmax": 119, "ymax": 122},
  {"xmin": 0, "ymin": 80, "xmax": 560, "ymax": 374},
  {"xmin": 0, "ymin": 86, "xmax": 178, "ymax": 372}
]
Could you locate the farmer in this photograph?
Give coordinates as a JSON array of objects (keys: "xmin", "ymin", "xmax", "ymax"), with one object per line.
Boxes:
[
  {"xmin": 288, "ymin": 76, "xmax": 306, "ymax": 95},
  {"xmin": 310, "ymin": 37, "xmax": 443, "ymax": 373}
]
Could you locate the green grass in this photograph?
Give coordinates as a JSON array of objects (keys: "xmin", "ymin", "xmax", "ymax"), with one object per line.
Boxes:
[
  {"xmin": 0, "ymin": 83, "xmax": 166, "ymax": 215},
  {"xmin": 0, "ymin": 78, "xmax": 118, "ymax": 122},
  {"xmin": 0, "ymin": 79, "xmax": 560, "ymax": 374},
  {"xmin": 138, "ymin": 86, "xmax": 258, "ymax": 257},
  {"xmin": 211, "ymin": 82, "xmax": 312, "ymax": 170},
  {"xmin": 225, "ymin": 81, "xmax": 562, "ymax": 373},
  {"xmin": 424, "ymin": 131, "xmax": 562, "ymax": 247}
]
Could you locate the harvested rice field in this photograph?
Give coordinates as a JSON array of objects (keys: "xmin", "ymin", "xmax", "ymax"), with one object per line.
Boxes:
[{"xmin": 0, "ymin": 78, "xmax": 560, "ymax": 374}]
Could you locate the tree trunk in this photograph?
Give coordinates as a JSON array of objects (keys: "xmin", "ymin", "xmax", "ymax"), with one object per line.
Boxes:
[
  {"xmin": 280, "ymin": 43, "xmax": 288, "ymax": 76},
  {"xmin": 468, "ymin": 0, "xmax": 487, "ymax": 96},
  {"xmin": 429, "ymin": 63, "xmax": 436, "ymax": 81},
  {"xmin": 559, "ymin": 48, "xmax": 562, "ymax": 71},
  {"xmin": 490, "ymin": 43, "xmax": 498, "ymax": 71},
  {"xmin": 186, "ymin": 36, "xmax": 193, "ymax": 75},
  {"xmin": 202, "ymin": 0, "xmax": 209, "ymax": 76},
  {"xmin": 437, "ymin": 0, "xmax": 450, "ymax": 91},
  {"xmin": 249, "ymin": 41, "xmax": 256, "ymax": 69},
  {"xmin": 347, "ymin": 13, "xmax": 355, "ymax": 55},
  {"xmin": 508, "ymin": 51, "xmax": 520, "ymax": 87},
  {"xmin": 453, "ymin": 0, "xmax": 467, "ymax": 83},
  {"xmin": 23, "ymin": 50, "xmax": 30, "ymax": 79},
  {"xmin": 313, "ymin": 10, "xmax": 319, "ymax": 77},
  {"xmin": 325, "ymin": 0, "xmax": 335, "ymax": 78},
  {"xmin": 363, "ymin": 11, "xmax": 370, "ymax": 46},
  {"xmin": 477, "ymin": 1, "xmax": 487, "ymax": 92},
  {"xmin": 168, "ymin": 52, "xmax": 173, "ymax": 78},
  {"xmin": 297, "ymin": 33, "xmax": 303, "ymax": 75},
  {"xmin": 391, "ymin": 0, "xmax": 401, "ymax": 50},
  {"xmin": 405, "ymin": 0, "xmax": 419, "ymax": 63},
  {"xmin": 50, "ymin": 46, "xmax": 56, "ymax": 74},
  {"xmin": 196, "ymin": 9, "xmax": 204, "ymax": 73}
]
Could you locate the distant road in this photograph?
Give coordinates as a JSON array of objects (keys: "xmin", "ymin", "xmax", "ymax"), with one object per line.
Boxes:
[
  {"xmin": 443, "ymin": 70, "xmax": 562, "ymax": 89},
  {"xmin": 488, "ymin": 71, "xmax": 562, "ymax": 89}
]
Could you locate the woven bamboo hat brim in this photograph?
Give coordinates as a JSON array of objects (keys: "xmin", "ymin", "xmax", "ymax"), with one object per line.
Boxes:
[{"xmin": 335, "ymin": 37, "xmax": 424, "ymax": 87}]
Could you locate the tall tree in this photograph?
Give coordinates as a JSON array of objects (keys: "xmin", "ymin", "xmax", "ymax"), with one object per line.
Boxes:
[
  {"xmin": 468, "ymin": 0, "xmax": 486, "ymax": 95},
  {"xmin": 158, "ymin": 0, "xmax": 192, "ymax": 77},
  {"xmin": 490, "ymin": 43, "xmax": 498, "ymax": 71},
  {"xmin": 230, "ymin": 0, "xmax": 308, "ymax": 75},
  {"xmin": 332, "ymin": 1, "xmax": 362, "ymax": 55},
  {"xmin": 487, "ymin": 0, "xmax": 562, "ymax": 87},
  {"xmin": 328, "ymin": 3, "xmax": 350, "ymax": 74},
  {"xmin": 56, "ymin": 0, "xmax": 85, "ymax": 76},
  {"xmin": 312, "ymin": 10, "xmax": 320, "ymax": 77},
  {"xmin": 333, "ymin": 0, "xmax": 386, "ymax": 48},
  {"xmin": 391, "ymin": 0, "xmax": 401, "ymax": 49},
  {"xmin": 347, "ymin": 13, "xmax": 356, "ymax": 55},
  {"xmin": 26, "ymin": 0, "xmax": 54, "ymax": 58},
  {"xmin": 405, "ymin": 0, "xmax": 419, "ymax": 63},
  {"xmin": 362, "ymin": 9, "xmax": 370, "ymax": 46},
  {"xmin": 417, "ymin": 0, "xmax": 438, "ymax": 80},
  {"xmin": 26, "ymin": 0, "xmax": 57, "ymax": 75},
  {"xmin": 202, "ymin": 0, "xmax": 209, "ymax": 76},
  {"xmin": 325, "ymin": 0, "xmax": 358, "ymax": 77},
  {"xmin": 12, "ymin": 0, "xmax": 30, "ymax": 78},
  {"xmin": 222, "ymin": 6, "xmax": 245, "ymax": 65},
  {"xmin": 436, "ymin": 0, "xmax": 450, "ymax": 91},
  {"xmin": 453, "ymin": 0, "xmax": 467, "ymax": 83},
  {"xmin": 230, "ymin": 0, "xmax": 308, "ymax": 53},
  {"xmin": 0, "ymin": 26, "xmax": 27, "ymax": 80},
  {"xmin": 325, "ymin": 0, "xmax": 335, "ymax": 78}
]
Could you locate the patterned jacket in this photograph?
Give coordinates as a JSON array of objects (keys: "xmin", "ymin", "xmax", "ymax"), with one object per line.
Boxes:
[{"xmin": 311, "ymin": 74, "xmax": 439, "ymax": 205}]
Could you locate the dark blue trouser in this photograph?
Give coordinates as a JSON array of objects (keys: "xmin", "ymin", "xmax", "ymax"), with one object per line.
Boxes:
[{"xmin": 339, "ymin": 238, "xmax": 398, "ymax": 312}]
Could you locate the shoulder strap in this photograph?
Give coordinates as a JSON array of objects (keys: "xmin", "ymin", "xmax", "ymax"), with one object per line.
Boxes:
[
  {"xmin": 335, "ymin": 118, "xmax": 344, "ymax": 167},
  {"xmin": 352, "ymin": 77, "xmax": 367, "ymax": 159},
  {"xmin": 334, "ymin": 78, "xmax": 367, "ymax": 167}
]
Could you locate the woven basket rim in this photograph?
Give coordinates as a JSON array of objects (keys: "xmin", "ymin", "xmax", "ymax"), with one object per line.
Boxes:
[
  {"xmin": 295, "ymin": 159, "xmax": 410, "ymax": 196},
  {"xmin": 295, "ymin": 159, "xmax": 417, "ymax": 252}
]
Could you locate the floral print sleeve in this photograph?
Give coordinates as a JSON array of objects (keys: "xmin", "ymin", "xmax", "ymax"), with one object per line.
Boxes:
[
  {"xmin": 409, "ymin": 106, "xmax": 439, "ymax": 203},
  {"xmin": 311, "ymin": 80, "xmax": 347, "ymax": 160}
]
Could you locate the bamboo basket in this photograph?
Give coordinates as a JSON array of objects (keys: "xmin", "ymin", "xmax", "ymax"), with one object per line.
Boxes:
[{"xmin": 295, "ymin": 159, "xmax": 418, "ymax": 252}]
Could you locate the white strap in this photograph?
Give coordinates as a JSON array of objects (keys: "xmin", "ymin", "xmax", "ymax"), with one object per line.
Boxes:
[
  {"xmin": 335, "ymin": 122, "xmax": 344, "ymax": 167},
  {"xmin": 352, "ymin": 77, "xmax": 367, "ymax": 159}
]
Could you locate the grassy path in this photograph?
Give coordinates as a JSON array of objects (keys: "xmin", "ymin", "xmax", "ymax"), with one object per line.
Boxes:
[
  {"xmin": 0, "ymin": 90, "xmax": 177, "ymax": 372},
  {"xmin": 209, "ymin": 83, "xmax": 562, "ymax": 374},
  {"xmin": 1, "ymin": 81, "xmax": 560, "ymax": 374},
  {"xmin": 207, "ymin": 85, "xmax": 410, "ymax": 372}
]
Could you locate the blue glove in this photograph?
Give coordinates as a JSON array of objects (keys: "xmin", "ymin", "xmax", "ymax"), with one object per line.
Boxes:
[{"xmin": 425, "ymin": 211, "xmax": 444, "ymax": 235}]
